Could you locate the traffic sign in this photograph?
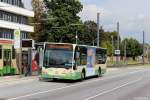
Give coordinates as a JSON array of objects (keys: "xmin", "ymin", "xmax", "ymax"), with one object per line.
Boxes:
[
  {"xmin": 115, "ymin": 50, "xmax": 120, "ymax": 55},
  {"xmin": 14, "ymin": 29, "xmax": 21, "ymax": 49}
]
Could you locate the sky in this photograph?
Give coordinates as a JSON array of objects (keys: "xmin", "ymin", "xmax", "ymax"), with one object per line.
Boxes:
[{"xmin": 24, "ymin": 0, "xmax": 150, "ymax": 43}]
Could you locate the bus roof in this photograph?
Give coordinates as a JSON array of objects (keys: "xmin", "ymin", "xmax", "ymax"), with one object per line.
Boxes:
[{"xmin": 42, "ymin": 42, "xmax": 107, "ymax": 50}]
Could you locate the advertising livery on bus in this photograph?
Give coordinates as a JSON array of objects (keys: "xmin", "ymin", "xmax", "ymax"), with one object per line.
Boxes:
[{"xmin": 41, "ymin": 43, "xmax": 107, "ymax": 81}]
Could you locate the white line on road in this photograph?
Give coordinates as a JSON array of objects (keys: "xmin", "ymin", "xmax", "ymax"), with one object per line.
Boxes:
[
  {"xmin": 84, "ymin": 79, "xmax": 142, "ymax": 100},
  {"xmin": 8, "ymin": 68, "xmax": 150, "ymax": 100}
]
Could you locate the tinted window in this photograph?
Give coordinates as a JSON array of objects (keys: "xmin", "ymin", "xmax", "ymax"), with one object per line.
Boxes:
[{"xmin": 96, "ymin": 48, "xmax": 107, "ymax": 64}]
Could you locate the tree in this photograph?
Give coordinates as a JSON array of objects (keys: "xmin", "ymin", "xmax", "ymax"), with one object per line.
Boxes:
[
  {"xmin": 43, "ymin": 0, "xmax": 83, "ymax": 43},
  {"xmin": 120, "ymin": 38, "xmax": 142, "ymax": 60},
  {"xmin": 101, "ymin": 31, "xmax": 118, "ymax": 56},
  {"xmin": 79, "ymin": 21, "xmax": 97, "ymax": 45},
  {"xmin": 79, "ymin": 20, "xmax": 118, "ymax": 55},
  {"xmin": 31, "ymin": 0, "xmax": 46, "ymax": 42}
]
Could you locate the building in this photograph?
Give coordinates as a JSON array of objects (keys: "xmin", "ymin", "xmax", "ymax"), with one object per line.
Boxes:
[{"xmin": 0, "ymin": 0, "xmax": 34, "ymax": 76}]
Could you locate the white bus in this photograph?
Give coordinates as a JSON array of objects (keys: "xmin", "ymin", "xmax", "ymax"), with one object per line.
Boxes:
[{"xmin": 41, "ymin": 43, "xmax": 107, "ymax": 80}]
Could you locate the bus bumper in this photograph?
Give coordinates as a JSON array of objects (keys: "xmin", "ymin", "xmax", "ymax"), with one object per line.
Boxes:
[{"xmin": 41, "ymin": 72, "xmax": 81, "ymax": 80}]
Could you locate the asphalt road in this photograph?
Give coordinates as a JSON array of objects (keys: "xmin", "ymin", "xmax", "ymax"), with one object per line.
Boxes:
[{"xmin": 0, "ymin": 66, "xmax": 150, "ymax": 100}]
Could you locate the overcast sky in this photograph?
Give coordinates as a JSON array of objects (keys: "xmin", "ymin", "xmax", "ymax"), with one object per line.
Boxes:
[{"xmin": 24, "ymin": 0, "xmax": 150, "ymax": 43}]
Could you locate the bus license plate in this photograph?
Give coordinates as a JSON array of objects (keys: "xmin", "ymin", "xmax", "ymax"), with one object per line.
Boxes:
[{"xmin": 53, "ymin": 75, "xmax": 60, "ymax": 78}]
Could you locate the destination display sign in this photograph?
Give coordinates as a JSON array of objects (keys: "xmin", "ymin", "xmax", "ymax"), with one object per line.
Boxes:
[{"xmin": 46, "ymin": 44, "xmax": 73, "ymax": 50}]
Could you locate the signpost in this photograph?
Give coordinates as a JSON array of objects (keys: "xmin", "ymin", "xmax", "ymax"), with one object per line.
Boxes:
[
  {"xmin": 14, "ymin": 29, "xmax": 22, "ymax": 75},
  {"xmin": 14, "ymin": 29, "xmax": 21, "ymax": 49},
  {"xmin": 115, "ymin": 50, "xmax": 120, "ymax": 66}
]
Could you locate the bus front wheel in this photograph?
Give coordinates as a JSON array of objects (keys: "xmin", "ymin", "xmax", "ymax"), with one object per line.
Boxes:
[{"xmin": 80, "ymin": 71, "xmax": 85, "ymax": 81}]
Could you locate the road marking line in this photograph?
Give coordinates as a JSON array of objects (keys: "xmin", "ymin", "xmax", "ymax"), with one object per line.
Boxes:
[
  {"xmin": 84, "ymin": 79, "xmax": 142, "ymax": 100},
  {"xmin": 134, "ymin": 97, "xmax": 149, "ymax": 100},
  {"xmin": 8, "ymin": 68, "xmax": 150, "ymax": 100}
]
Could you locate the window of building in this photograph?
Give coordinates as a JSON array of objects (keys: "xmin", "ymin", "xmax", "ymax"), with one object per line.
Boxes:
[
  {"xmin": 0, "ymin": 10, "xmax": 28, "ymax": 25},
  {"xmin": 3, "ymin": 49, "xmax": 11, "ymax": 66},
  {"xmin": 0, "ymin": 45, "xmax": 2, "ymax": 59},
  {"xmin": 0, "ymin": 0, "xmax": 23, "ymax": 7},
  {"xmin": 0, "ymin": 28, "xmax": 13, "ymax": 39}
]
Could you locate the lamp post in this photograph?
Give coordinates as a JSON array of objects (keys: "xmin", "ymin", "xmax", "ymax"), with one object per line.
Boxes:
[
  {"xmin": 142, "ymin": 31, "xmax": 145, "ymax": 65},
  {"xmin": 97, "ymin": 13, "xmax": 100, "ymax": 47},
  {"xmin": 92, "ymin": 38, "xmax": 97, "ymax": 46},
  {"xmin": 116, "ymin": 22, "xmax": 120, "ymax": 66},
  {"xmin": 124, "ymin": 40, "xmax": 127, "ymax": 65},
  {"xmin": 147, "ymin": 46, "xmax": 149, "ymax": 63},
  {"xmin": 75, "ymin": 31, "xmax": 78, "ymax": 44},
  {"xmin": 70, "ymin": 24, "xmax": 83, "ymax": 44},
  {"xmin": 111, "ymin": 35, "xmax": 114, "ymax": 62}
]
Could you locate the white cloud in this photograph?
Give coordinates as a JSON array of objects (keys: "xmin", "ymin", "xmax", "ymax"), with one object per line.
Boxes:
[
  {"xmin": 22, "ymin": 0, "xmax": 32, "ymax": 10},
  {"xmin": 79, "ymin": 4, "xmax": 112, "ymax": 21},
  {"xmin": 79, "ymin": 0, "xmax": 150, "ymax": 43},
  {"xmin": 24, "ymin": 0, "xmax": 150, "ymax": 43}
]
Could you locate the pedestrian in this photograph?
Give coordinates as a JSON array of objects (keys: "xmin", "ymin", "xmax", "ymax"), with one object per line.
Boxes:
[{"xmin": 25, "ymin": 64, "xmax": 31, "ymax": 76}]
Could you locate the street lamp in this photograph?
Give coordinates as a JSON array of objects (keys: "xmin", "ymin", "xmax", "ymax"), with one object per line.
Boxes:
[
  {"xmin": 124, "ymin": 40, "xmax": 127, "ymax": 65},
  {"xmin": 142, "ymin": 31, "xmax": 145, "ymax": 65},
  {"xmin": 92, "ymin": 38, "xmax": 97, "ymax": 46},
  {"xmin": 70, "ymin": 23, "xmax": 83, "ymax": 44},
  {"xmin": 111, "ymin": 35, "xmax": 114, "ymax": 62}
]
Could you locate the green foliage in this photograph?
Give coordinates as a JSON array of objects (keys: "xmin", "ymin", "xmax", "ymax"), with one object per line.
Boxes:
[
  {"xmin": 101, "ymin": 41, "xmax": 112, "ymax": 56},
  {"xmin": 43, "ymin": 0, "xmax": 83, "ymax": 43},
  {"xmin": 31, "ymin": 0, "xmax": 49, "ymax": 42},
  {"xmin": 31, "ymin": 0, "xmax": 145, "ymax": 62},
  {"xmin": 79, "ymin": 21, "xmax": 97, "ymax": 45},
  {"xmin": 121, "ymin": 38, "xmax": 142, "ymax": 59},
  {"xmin": 101, "ymin": 31, "xmax": 118, "ymax": 56}
]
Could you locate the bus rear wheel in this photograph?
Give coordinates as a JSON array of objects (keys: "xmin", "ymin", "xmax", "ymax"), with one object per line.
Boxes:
[{"xmin": 98, "ymin": 68, "xmax": 101, "ymax": 77}]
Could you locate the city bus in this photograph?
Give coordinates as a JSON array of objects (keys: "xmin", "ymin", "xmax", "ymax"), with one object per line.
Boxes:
[{"xmin": 40, "ymin": 43, "xmax": 107, "ymax": 81}]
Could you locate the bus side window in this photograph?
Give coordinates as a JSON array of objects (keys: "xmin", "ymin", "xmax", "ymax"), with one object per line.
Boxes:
[
  {"xmin": 75, "ymin": 52, "xmax": 80, "ymax": 66},
  {"xmin": 75, "ymin": 46, "xmax": 81, "ymax": 66},
  {"xmin": 75, "ymin": 46, "xmax": 87, "ymax": 66},
  {"xmin": 80, "ymin": 47, "xmax": 87, "ymax": 65},
  {"xmin": 96, "ymin": 49, "xmax": 106, "ymax": 64}
]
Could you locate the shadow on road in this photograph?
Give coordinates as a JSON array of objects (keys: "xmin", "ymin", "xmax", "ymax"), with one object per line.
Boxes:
[{"xmin": 39, "ymin": 76, "xmax": 101, "ymax": 84}]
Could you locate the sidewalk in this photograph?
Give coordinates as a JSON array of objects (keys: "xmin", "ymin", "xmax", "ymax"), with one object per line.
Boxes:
[{"xmin": 0, "ymin": 75, "xmax": 38, "ymax": 82}]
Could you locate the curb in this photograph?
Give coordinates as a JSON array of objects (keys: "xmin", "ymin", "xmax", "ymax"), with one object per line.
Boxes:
[{"xmin": 0, "ymin": 75, "xmax": 38, "ymax": 82}]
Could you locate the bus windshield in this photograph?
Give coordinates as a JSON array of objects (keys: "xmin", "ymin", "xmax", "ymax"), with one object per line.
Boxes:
[{"xmin": 43, "ymin": 44, "xmax": 73, "ymax": 68}]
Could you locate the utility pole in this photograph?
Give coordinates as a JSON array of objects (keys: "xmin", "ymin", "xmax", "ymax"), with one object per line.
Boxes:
[
  {"xmin": 93, "ymin": 41, "xmax": 95, "ymax": 46},
  {"xmin": 76, "ymin": 31, "xmax": 78, "ymax": 44},
  {"xmin": 116, "ymin": 22, "xmax": 120, "ymax": 65},
  {"xmin": 111, "ymin": 35, "xmax": 114, "ymax": 62},
  {"xmin": 124, "ymin": 40, "xmax": 127, "ymax": 65},
  {"xmin": 143, "ymin": 31, "xmax": 145, "ymax": 65},
  {"xmin": 97, "ymin": 13, "xmax": 100, "ymax": 47},
  {"xmin": 117, "ymin": 22, "xmax": 120, "ymax": 51},
  {"xmin": 147, "ymin": 46, "xmax": 149, "ymax": 63}
]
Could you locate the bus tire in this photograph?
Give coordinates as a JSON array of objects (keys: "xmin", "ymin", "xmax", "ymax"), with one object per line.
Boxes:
[
  {"xmin": 39, "ymin": 77, "xmax": 44, "ymax": 81},
  {"xmin": 80, "ymin": 70, "xmax": 85, "ymax": 81},
  {"xmin": 98, "ymin": 67, "xmax": 101, "ymax": 77}
]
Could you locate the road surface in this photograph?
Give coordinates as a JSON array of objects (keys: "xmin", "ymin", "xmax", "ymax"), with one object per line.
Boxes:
[{"xmin": 0, "ymin": 66, "xmax": 150, "ymax": 100}]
